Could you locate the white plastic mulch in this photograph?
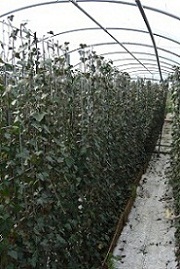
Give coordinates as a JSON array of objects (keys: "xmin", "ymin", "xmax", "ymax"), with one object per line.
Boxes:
[{"xmin": 113, "ymin": 115, "xmax": 178, "ymax": 269}]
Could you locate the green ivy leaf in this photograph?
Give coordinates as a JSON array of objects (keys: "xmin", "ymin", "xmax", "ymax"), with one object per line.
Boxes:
[
  {"xmin": 4, "ymin": 133, "xmax": 11, "ymax": 139},
  {"xmin": 65, "ymin": 157, "xmax": 74, "ymax": 168},
  {"xmin": 8, "ymin": 250, "xmax": 18, "ymax": 260},
  {"xmin": 33, "ymin": 112, "xmax": 47, "ymax": 122}
]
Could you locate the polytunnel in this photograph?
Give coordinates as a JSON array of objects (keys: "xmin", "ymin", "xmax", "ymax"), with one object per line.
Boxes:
[
  {"xmin": 1, "ymin": 1, "xmax": 180, "ymax": 269},
  {"xmin": 1, "ymin": 0, "xmax": 180, "ymax": 81}
]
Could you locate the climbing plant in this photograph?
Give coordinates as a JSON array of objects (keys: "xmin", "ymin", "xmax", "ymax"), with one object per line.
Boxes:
[
  {"xmin": 0, "ymin": 20, "xmax": 167, "ymax": 269},
  {"xmin": 170, "ymin": 66, "xmax": 180, "ymax": 263}
]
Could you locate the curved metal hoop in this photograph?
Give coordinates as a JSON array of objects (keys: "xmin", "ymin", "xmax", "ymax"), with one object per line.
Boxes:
[
  {"xmin": 0, "ymin": 0, "xmax": 179, "ymax": 80},
  {"xmin": 1, "ymin": 0, "xmax": 180, "ymax": 21}
]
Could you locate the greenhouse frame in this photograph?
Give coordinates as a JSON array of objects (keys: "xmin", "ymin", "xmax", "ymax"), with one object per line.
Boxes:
[{"xmin": 1, "ymin": 1, "xmax": 180, "ymax": 269}]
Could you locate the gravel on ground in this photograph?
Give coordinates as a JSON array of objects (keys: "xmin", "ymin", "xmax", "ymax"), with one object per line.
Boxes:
[{"xmin": 113, "ymin": 114, "xmax": 177, "ymax": 269}]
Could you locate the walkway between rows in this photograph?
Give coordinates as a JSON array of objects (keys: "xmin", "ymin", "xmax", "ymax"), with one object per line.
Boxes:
[{"xmin": 113, "ymin": 114, "xmax": 177, "ymax": 269}]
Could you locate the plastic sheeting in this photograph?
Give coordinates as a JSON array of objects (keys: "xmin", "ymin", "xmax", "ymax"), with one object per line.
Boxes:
[{"xmin": 1, "ymin": 0, "xmax": 180, "ymax": 80}]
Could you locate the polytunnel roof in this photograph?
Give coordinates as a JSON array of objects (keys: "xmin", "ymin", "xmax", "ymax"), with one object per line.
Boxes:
[{"xmin": 1, "ymin": 0, "xmax": 180, "ymax": 81}]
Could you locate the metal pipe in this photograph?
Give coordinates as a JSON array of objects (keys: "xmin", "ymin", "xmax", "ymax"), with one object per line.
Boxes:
[
  {"xmin": 101, "ymin": 51, "xmax": 180, "ymax": 66},
  {"xmin": 69, "ymin": 0, "xmax": 152, "ymax": 74},
  {"xmin": 42, "ymin": 27, "xmax": 180, "ymax": 47},
  {"xmin": 113, "ymin": 58, "xmax": 173, "ymax": 68},
  {"xmin": 118, "ymin": 66, "xmax": 172, "ymax": 73},
  {"xmin": 127, "ymin": 69, "xmax": 169, "ymax": 74},
  {"xmin": 136, "ymin": 0, "xmax": 162, "ymax": 81},
  {"xmin": 69, "ymin": 41, "xmax": 180, "ymax": 60},
  {"xmin": 1, "ymin": 0, "xmax": 180, "ymax": 22},
  {"xmin": 116, "ymin": 62, "xmax": 173, "ymax": 71}
]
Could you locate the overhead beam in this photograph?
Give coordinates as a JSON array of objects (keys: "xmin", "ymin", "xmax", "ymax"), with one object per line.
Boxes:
[
  {"xmin": 1, "ymin": 0, "xmax": 179, "ymax": 78},
  {"xmin": 127, "ymin": 69, "xmax": 169, "ymax": 74},
  {"xmin": 42, "ymin": 27, "xmax": 180, "ymax": 47},
  {"xmin": 1, "ymin": 0, "xmax": 180, "ymax": 22},
  {"xmin": 69, "ymin": 42, "xmax": 180, "ymax": 60},
  {"xmin": 2, "ymin": 23, "xmax": 179, "ymax": 64},
  {"xmin": 136, "ymin": 0, "xmax": 163, "ymax": 81},
  {"xmin": 118, "ymin": 66, "xmax": 172, "ymax": 73},
  {"xmin": 116, "ymin": 62, "xmax": 173, "ymax": 71},
  {"xmin": 101, "ymin": 51, "xmax": 180, "ymax": 66},
  {"xmin": 68, "ymin": 0, "xmax": 152, "ymax": 74},
  {"xmin": 113, "ymin": 58, "xmax": 173, "ymax": 68}
]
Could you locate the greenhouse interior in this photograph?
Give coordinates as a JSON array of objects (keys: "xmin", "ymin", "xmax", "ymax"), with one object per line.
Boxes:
[{"xmin": 1, "ymin": 0, "xmax": 180, "ymax": 268}]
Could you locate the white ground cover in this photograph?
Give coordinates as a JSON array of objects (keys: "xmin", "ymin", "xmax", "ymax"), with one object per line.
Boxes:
[{"xmin": 113, "ymin": 115, "xmax": 178, "ymax": 269}]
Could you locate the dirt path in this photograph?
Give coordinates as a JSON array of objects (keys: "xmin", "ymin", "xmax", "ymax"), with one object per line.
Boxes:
[{"xmin": 113, "ymin": 114, "xmax": 177, "ymax": 269}]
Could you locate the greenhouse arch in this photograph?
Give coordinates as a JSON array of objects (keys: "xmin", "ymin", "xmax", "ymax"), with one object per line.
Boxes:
[
  {"xmin": 1, "ymin": 0, "xmax": 180, "ymax": 80},
  {"xmin": 1, "ymin": 1, "xmax": 180, "ymax": 268}
]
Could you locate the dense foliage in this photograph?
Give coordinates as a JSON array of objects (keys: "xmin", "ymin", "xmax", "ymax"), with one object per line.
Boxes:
[
  {"xmin": 0, "ymin": 21, "xmax": 167, "ymax": 269},
  {"xmin": 170, "ymin": 67, "xmax": 180, "ymax": 262}
]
